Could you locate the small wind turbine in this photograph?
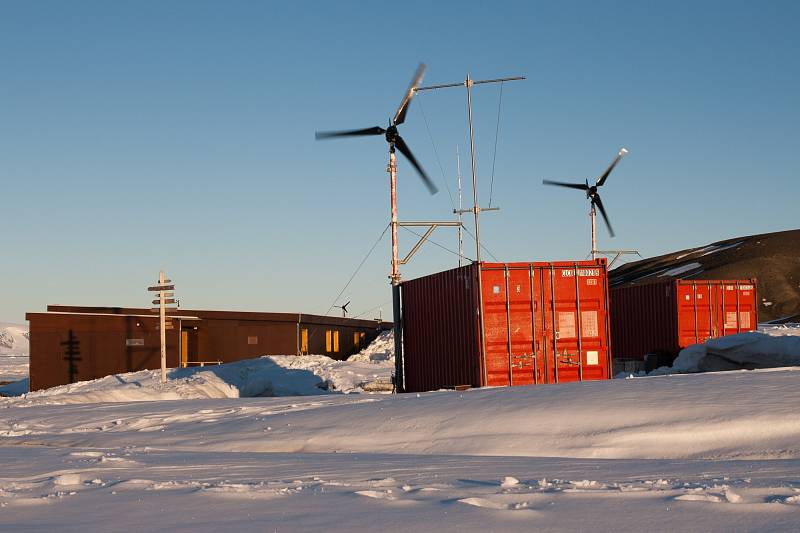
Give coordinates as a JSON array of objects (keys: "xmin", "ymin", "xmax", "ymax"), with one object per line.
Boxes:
[
  {"xmin": 334, "ymin": 301, "xmax": 350, "ymax": 318},
  {"xmin": 543, "ymin": 148, "xmax": 628, "ymax": 259},
  {"xmin": 316, "ymin": 64, "xmax": 436, "ymax": 394}
]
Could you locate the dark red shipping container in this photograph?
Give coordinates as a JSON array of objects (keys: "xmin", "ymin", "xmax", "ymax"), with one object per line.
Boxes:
[
  {"xmin": 610, "ymin": 278, "xmax": 758, "ymax": 365},
  {"xmin": 400, "ymin": 260, "xmax": 612, "ymax": 392}
]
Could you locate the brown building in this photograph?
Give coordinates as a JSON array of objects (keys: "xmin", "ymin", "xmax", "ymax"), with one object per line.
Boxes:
[{"xmin": 26, "ymin": 305, "xmax": 390, "ymax": 391}]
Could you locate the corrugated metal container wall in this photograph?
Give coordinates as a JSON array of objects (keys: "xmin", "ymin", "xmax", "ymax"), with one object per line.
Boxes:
[
  {"xmin": 675, "ymin": 279, "xmax": 758, "ymax": 346},
  {"xmin": 610, "ymin": 282, "xmax": 680, "ymax": 361},
  {"xmin": 611, "ymin": 278, "xmax": 758, "ymax": 363},
  {"xmin": 401, "ymin": 265, "xmax": 481, "ymax": 392},
  {"xmin": 401, "ymin": 259, "xmax": 612, "ymax": 392}
]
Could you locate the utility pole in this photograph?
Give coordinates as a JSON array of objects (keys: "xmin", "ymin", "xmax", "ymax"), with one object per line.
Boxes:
[{"xmin": 415, "ymin": 73, "xmax": 524, "ymax": 384}]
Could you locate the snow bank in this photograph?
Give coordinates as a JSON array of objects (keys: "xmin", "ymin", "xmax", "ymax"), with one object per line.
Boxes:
[
  {"xmin": 347, "ymin": 330, "xmax": 393, "ymax": 363},
  {"xmin": 650, "ymin": 329, "xmax": 800, "ymax": 375},
  {"xmin": 6, "ymin": 338, "xmax": 392, "ymax": 405}
]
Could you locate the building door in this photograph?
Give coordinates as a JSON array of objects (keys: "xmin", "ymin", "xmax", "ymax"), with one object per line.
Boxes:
[{"xmin": 181, "ymin": 328, "xmax": 198, "ymax": 366}]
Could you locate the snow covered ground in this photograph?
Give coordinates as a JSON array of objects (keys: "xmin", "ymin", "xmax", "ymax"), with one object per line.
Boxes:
[{"xmin": 2, "ymin": 329, "xmax": 800, "ymax": 530}]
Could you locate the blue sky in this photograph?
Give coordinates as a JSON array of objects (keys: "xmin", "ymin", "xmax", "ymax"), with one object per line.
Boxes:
[{"xmin": 1, "ymin": 1, "xmax": 798, "ymax": 323}]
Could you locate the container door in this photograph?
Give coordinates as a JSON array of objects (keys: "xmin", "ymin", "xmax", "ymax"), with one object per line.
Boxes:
[
  {"xmin": 695, "ymin": 282, "xmax": 714, "ymax": 343},
  {"xmin": 481, "ymin": 268, "xmax": 512, "ymax": 386},
  {"xmin": 734, "ymin": 282, "xmax": 757, "ymax": 333},
  {"xmin": 551, "ymin": 266, "xmax": 581, "ymax": 383},
  {"xmin": 480, "ymin": 266, "xmax": 538, "ymax": 387},
  {"xmin": 546, "ymin": 265, "xmax": 610, "ymax": 383},
  {"xmin": 531, "ymin": 269, "xmax": 548, "ymax": 384},
  {"xmin": 506, "ymin": 268, "xmax": 536, "ymax": 386},
  {"xmin": 677, "ymin": 282, "xmax": 707, "ymax": 347},
  {"xmin": 540, "ymin": 267, "xmax": 557, "ymax": 383},
  {"xmin": 575, "ymin": 266, "xmax": 610, "ymax": 381}
]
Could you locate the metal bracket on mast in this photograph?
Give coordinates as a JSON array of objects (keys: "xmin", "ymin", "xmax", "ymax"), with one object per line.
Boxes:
[
  {"xmin": 593, "ymin": 250, "xmax": 642, "ymax": 269},
  {"xmin": 397, "ymin": 221, "xmax": 462, "ymax": 265},
  {"xmin": 454, "ymin": 206, "xmax": 500, "ymax": 215}
]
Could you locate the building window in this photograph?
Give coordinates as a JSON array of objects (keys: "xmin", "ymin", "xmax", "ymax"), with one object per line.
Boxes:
[
  {"xmin": 333, "ymin": 330, "xmax": 339, "ymax": 353},
  {"xmin": 301, "ymin": 329, "xmax": 309, "ymax": 354},
  {"xmin": 326, "ymin": 330, "xmax": 332, "ymax": 352},
  {"xmin": 247, "ymin": 336, "xmax": 258, "ymax": 345},
  {"xmin": 354, "ymin": 331, "xmax": 366, "ymax": 350}
]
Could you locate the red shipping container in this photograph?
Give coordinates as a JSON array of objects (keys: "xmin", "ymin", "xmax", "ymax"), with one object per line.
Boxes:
[
  {"xmin": 610, "ymin": 279, "xmax": 758, "ymax": 365},
  {"xmin": 400, "ymin": 260, "xmax": 612, "ymax": 392}
]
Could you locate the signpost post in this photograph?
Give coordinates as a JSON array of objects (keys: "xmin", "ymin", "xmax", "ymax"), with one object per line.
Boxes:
[{"xmin": 147, "ymin": 272, "xmax": 178, "ymax": 383}]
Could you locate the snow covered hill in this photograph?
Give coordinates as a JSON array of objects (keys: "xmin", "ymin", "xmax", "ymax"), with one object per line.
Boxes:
[
  {"xmin": 0, "ymin": 323, "xmax": 29, "ymax": 384},
  {"xmin": 0, "ymin": 322, "xmax": 29, "ymax": 356},
  {"xmin": 610, "ymin": 228, "xmax": 800, "ymax": 322}
]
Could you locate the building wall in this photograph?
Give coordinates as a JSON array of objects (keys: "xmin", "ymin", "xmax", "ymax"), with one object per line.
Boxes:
[
  {"xmin": 27, "ymin": 306, "xmax": 391, "ymax": 391},
  {"xmin": 28, "ymin": 313, "xmax": 180, "ymax": 391}
]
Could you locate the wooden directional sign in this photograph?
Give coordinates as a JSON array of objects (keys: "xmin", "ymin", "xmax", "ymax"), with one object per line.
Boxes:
[
  {"xmin": 150, "ymin": 307, "xmax": 178, "ymax": 313},
  {"xmin": 148, "ymin": 284, "xmax": 175, "ymax": 292},
  {"xmin": 152, "ymin": 298, "xmax": 178, "ymax": 305}
]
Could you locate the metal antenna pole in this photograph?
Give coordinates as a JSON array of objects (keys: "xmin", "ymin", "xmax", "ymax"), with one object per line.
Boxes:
[
  {"xmin": 456, "ymin": 145, "xmax": 464, "ymax": 267},
  {"xmin": 466, "ymin": 75, "xmax": 482, "ymax": 265},
  {"xmin": 415, "ymin": 73, "xmax": 524, "ymax": 387},
  {"xmin": 591, "ymin": 204, "xmax": 597, "ymax": 260},
  {"xmin": 465, "ymin": 74, "xmax": 489, "ymax": 385}
]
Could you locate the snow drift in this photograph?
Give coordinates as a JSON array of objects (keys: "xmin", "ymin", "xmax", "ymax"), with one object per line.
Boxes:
[
  {"xmin": 3, "ymin": 367, "xmax": 800, "ymax": 461},
  {"xmin": 2, "ymin": 332, "xmax": 393, "ymax": 403},
  {"xmin": 651, "ymin": 326, "xmax": 800, "ymax": 375}
]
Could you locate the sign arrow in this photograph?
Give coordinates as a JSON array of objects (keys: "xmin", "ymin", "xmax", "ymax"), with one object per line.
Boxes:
[{"xmin": 148, "ymin": 285, "xmax": 175, "ymax": 292}]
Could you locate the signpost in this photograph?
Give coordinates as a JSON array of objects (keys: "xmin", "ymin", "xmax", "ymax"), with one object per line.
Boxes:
[{"xmin": 148, "ymin": 271, "xmax": 178, "ymax": 383}]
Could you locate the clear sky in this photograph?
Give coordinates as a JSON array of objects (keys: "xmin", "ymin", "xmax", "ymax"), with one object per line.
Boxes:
[{"xmin": 1, "ymin": 0, "xmax": 798, "ymax": 323}]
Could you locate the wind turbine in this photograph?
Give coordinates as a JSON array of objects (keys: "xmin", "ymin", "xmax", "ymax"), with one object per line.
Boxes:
[
  {"xmin": 334, "ymin": 301, "xmax": 350, "ymax": 318},
  {"xmin": 315, "ymin": 63, "xmax": 436, "ymax": 393},
  {"xmin": 315, "ymin": 63, "xmax": 437, "ymax": 285},
  {"xmin": 543, "ymin": 148, "xmax": 628, "ymax": 259}
]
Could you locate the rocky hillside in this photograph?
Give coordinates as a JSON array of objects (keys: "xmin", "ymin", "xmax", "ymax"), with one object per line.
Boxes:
[{"xmin": 610, "ymin": 229, "xmax": 800, "ymax": 322}]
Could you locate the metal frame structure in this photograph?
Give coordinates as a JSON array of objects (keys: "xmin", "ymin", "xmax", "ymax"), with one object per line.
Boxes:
[{"xmin": 414, "ymin": 74, "xmax": 525, "ymax": 385}]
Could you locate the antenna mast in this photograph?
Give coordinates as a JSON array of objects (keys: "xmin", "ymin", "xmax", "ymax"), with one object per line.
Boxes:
[
  {"xmin": 456, "ymin": 145, "xmax": 464, "ymax": 267},
  {"xmin": 416, "ymin": 73, "xmax": 524, "ymax": 385}
]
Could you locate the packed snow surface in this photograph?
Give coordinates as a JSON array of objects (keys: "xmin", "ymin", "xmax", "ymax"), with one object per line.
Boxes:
[{"xmin": 3, "ymin": 330, "xmax": 800, "ymax": 530}]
